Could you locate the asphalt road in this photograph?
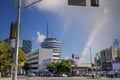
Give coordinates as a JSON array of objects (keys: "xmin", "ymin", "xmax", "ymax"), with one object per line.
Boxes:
[{"xmin": 1, "ymin": 76, "xmax": 120, "ymax": 80}]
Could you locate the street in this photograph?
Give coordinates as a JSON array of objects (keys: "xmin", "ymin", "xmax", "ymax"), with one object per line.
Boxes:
[{"xmin": 1, "ymin": 76, "xmax": 120, "ymax": 80}]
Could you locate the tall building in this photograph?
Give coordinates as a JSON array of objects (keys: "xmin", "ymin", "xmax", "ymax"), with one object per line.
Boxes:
[
  {"xmin": 111, "ymin": 47, "xmax": 118, "ymax": 61},
  {"xmin": 5, "ymin": 39, "xmax": 32, "ymax": 54},
  {"xmin": 20, "ymin": 40, "xmax": 32, "ymax": 54},
  {"xmin": 41, "ymin": 38, "xmax": 62, "ymax": 61},
  {"xmin": 113, "ymin": 39, "xmax": 119, "ymax": 49},
  {"xmin": 100, "ymin": 49, "xmax": 112, "ymax": 71}
]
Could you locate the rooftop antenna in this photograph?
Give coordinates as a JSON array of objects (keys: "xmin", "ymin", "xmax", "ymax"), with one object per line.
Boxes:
[
  {"xmin": 51, "ymin": 32, "xmax": 53, "ymax": 38},
  {"xmin": 46, "ymin": 21, "xmax": 49, "ymax": 38}
]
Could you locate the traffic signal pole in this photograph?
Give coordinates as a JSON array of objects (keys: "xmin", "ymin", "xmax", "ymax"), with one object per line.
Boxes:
[
  {"xmin": 12, "ymin": 0, "xmax": 42, "ymax": 80},
  {"xmin": 12, "ymin": 0, "xmax": 22, "ymax": 80}
]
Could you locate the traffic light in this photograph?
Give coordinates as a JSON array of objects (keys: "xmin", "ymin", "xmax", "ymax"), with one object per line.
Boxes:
[
  {"xmin": 72, "ymin": 54, "xmax": 74, "ymax": 59},
  {"xmin": 92, "ymin": 63, "xmax": 94, "ymax": 67},
  {"xmin": 68, "ymin": 0, "xmax": 86, "ymax": 6},
  {"xmin": 10, "ymin": 22, "xmax": 17, "ymax": 39},
  {"xmin": 91, "ymin": 0, "xmax": 99, "ymax": 7}
]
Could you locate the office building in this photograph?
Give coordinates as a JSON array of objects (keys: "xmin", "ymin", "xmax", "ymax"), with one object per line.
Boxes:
[
  {"xmin": 20, "ymin": 40, "xmax": 32, "ymax": 54},
  {"xmin": 5, "ymin": 39, "xmax": 32, "ymax": 54},
  {"xmin": 41, "ymin": 38, "xmax": 62, "ymax": 61},
  {"xmin": 27, "ymin": 48, "xmax": 53, "ymax": 73}
]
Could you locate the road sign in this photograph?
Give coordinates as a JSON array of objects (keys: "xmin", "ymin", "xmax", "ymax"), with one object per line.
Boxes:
[
  {"xmin": 11, "ymin": 64, "xmax": 16, "ymax": 73},
  {"xmin": 68, "ymin": 0, "xmax": 86, "ymax": 6}
]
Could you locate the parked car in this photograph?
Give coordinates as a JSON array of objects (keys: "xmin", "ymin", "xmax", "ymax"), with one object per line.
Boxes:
[
  {"xmin": 85, "ymin": 73, "xmax": 92, "ymax": 77},
  {"xmin": 38, "ymin": 71, "xmax": 55, "ymax": 77},
  {"xmin": 7, "ymin": 73, "xmax": 11, "ymax": 77},
  {"xmin": 46, "ymin": 72, "xmax": 55, "ymax": 77},
  {"xmin": 60, "ymin": 73, "xmax": 67, "ymax": 77},
  {"xmin": 85, "ymin": 72, "xmax": 96, "ymax": 77},
  {"xmin": 100, "ymin": 71, "xmax": 107, "ymax": 76},
  {"xmin": 53, "ymin": 73, "xmax": 60, "ymax": 77},
  {"xmin": 27, "ymin": 72, "xmax": 35, "ymax": 77}
]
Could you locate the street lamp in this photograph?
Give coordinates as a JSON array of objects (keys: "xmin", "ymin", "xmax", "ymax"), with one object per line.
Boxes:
[
  {"xmin": 13, "ymin": 0, "xmax": 42, "ymax": 80},
  {"xmin": 86, "ymin": 46, "xmax": 92, "ymax": 67},
  {"xmin": 86, "ymin": 46, "xmax": 94, "ymax": 78}
]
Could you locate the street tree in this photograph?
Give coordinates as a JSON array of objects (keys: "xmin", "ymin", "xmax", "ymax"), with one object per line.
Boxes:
[
  {"xmin": 47, "ymin": 60, "xmax": 72, "ymax": 74},
  {"xmin": 22, "ymin": 63, "xmax": 30, "ymax": 75},
  {"xmin": 47, "ymin": 62, "xmax": 59, "ymax": 73},
  {"xmin": 0, "ymin": 39, "xmax": 27, "ymax": 72},
  {"xmin": 60, "ymin": 60, "xmax": 72, "ymax": 73},
  {"xmin": 0, "ymin": 39, "xmax": 12, "ymax": 72}
]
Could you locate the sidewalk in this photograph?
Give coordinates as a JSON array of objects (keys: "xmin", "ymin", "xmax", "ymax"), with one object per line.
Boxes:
[
  {"xmin": 0, "ymin": 76, "xmax": 26, "ymax": 80},
  {"xmin": 0, "ymin": 77, "xmax": 11, "ymax": 80}
]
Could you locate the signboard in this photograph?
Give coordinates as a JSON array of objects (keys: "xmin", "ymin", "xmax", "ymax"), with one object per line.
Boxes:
[
  {"xmin": 68, "ymin": 0, "xmax": 86, "ymax": 6},
  {"xmin": 11, "ymin": 64, "xmax": 16, "ymax": 73},
  {"xmin": 75, "ymin": 56, "xmax": 79, "ymax": 59}
]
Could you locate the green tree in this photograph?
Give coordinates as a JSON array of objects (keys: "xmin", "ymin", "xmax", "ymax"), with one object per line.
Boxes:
[
  {"xmin": 47, "ymin": 62, "xmax": 59, "ymax": 73},
  {"xmin": 0, "ymin": 39, "xmax": 27, "ymax": 72},
  {"xmin": 0, "ymin": 53, "xmax": 12, "ymax": 72},
  {"xmin": 22, "ymin": 63, "xmax": 30, "ymax": 75},
  {"xmin": 0, "ymin": 39, "xmax": 12, "ymax": 72},
  {"xmin": 18, "ymin": 49, "xmax": 27, "ymax": 65},
  {"xmin": 47, "ymin": 60, "xmax": 72, "ymax": 74},
  {"xmin": 59, "ymin": 60, "xmax": 72, "ymax": 74},
  {"xmin": 88, "ymin": 67, "xmax": 92, "ymax": 72}
]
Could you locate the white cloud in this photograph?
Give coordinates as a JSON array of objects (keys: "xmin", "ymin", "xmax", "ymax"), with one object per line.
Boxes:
[
  {"xmin": 37, "ymin": 32, "xmax": 46, "ymax": 43},
  {"xmin": 25, "ymin": 0, "xmax": 66, "ymax": 13}
]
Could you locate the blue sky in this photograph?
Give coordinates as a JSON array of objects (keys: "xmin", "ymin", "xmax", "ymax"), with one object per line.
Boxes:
[{"xmin": 0, "ymin": 0, "xmax": 120, "ymax": 63}]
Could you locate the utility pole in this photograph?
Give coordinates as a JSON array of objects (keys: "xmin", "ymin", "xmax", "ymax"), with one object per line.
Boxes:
[
  {"xmin": 87, "ymin": 46, "xmax": 93, "ymax": 78},
  {"xmin": 86, "ymin": 46, "xmax": 92, "ymax": 69},
  {"xmin": 12, "ymin": 0, "xmax": 42, "ymax": 80},
  {"xmin": 89, "ymin": 47, "xmax": 92, "ymax": 69},
  {"xmin": 89, "ymin": 47, "xmax": 94, "ymax": 78},
  {"xmin": 12, "ymin": 0, "xmax": 22, "ymax": 80}
]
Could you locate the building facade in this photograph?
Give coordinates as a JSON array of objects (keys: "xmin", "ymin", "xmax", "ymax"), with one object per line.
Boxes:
[
  {"xmin": 27, "ymin": 48, "xmax": 53, "ymax": 73},
  {"xmin": 4, "ymin": 22, "xmax": 32, "ymax": 54},
  {"xmin": 41, "ymin": 38, "xmax": 62, "ymax": 61},
  {"xmin": 39, "ymin": 59, "xmax": 52, "ymax": 72},
  {"xmin": 20, "ymin": 40, "xmax": 32, "ymax": 54},
  {"xmin": 4, "ymin": 39, "xmax": 32, "ymax": 54},
  {"xmin": 94, "ymin": 39, "xmax": 120, "ymax": 71}
]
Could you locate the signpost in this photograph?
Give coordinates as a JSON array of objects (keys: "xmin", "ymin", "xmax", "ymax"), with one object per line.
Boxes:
[{"xmin": 12, "ymin": 0, "xmax": 42, "ymax": 80}]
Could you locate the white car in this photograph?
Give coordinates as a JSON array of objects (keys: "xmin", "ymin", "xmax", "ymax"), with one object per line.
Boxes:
[{"xmin": 60, "ymin": 74, "xmax": 67, "ymax": 77}]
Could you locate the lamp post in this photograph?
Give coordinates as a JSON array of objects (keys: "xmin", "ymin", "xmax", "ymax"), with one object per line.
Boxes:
[
  {"xmin": 12, "ymin": 0, "xmax": 42, "ymax": 80},
  {"xmin": 86, "ymin": 46, "xmax": 92, "ymax": 68},
  {"xmin": 86, "ymin": 46, "xmax": 94, "ymax": 78}
]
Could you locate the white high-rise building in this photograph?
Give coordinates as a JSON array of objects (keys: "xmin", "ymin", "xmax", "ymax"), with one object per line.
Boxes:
[{"xmin": 41, "ymin": 38, "xmax": 62, "ymax": 61}]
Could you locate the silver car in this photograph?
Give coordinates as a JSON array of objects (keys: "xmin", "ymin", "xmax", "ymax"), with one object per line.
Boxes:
[{"xmin": 27, "ymin": 72, "xmax": 35, "ymax": 77}]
